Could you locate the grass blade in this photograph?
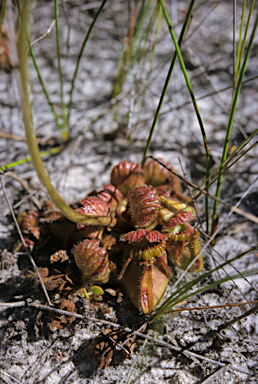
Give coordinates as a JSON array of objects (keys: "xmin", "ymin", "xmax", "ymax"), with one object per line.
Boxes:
[
  {"xmin": 193, "ymin": 130, "xmax": 258, "ymax": 201},
  {"xmin": 16, "ymin": 0, "xmax": 63, "ymax": 133},
  {"xmin": 141, "ymin": 0, "xmax": 196, "ymax": 166},
  {"xmin": 17, "ymin": 1, "xmax": 116, "ymax": 227},
  {"xmin": 151, "ymin": 246, "xmax": 258, "ymax": 321},
  {"xmin": 159, "ymin": 267, "xmax": 258, "ymax": 318},
  {"xmin": 235, "ymin": 0, "xmax": 255, "ymax": 85},
  {"xmin": 68, "ymin": 0, "xmax": 108, "ymax": 122},
  {"xmin": 158, "ymin": 0, "xmax": 210, "ymax": 231},
  {"xmin": 235, "ymin": 0, "xmax": 246, "ymax": 79},
  {"xmin": 0, "ymin": 146, "xmax": 63, "ymax": 172},
  {"xmin": 212, "ymin": 11, "xmax": 258, "ymax": 230},
  {"xmin": 54, "ymin": 0, "xmax": 68, "ymax": 141}
]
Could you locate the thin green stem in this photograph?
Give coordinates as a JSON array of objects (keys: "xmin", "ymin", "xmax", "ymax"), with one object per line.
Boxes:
[
  {"xmin": 158, "ymin": 267, "xmax": 258, "ymax": 320},
  {"xmin": 133, "ymin": 2, "xmax": 159, "ymax": 69},
  {"xmin": 54, "ymin": 0, "xmax": 68, "ymax": 141},
  {"xmin": 193, "ymin": 129, "xmax": 258, "ymax": 200},
  {"xmin": 195, "ymin": 142, "xmax": 257, "ymax": 201},
  {"xmin": 138, "ymin": 4, "xmax": 161, "ymax": 101},
  {"xmin": 16, "ymin": 0, "xmax": 63, "ymax": 131},
  {"xmin": 68, "ymin": 0, "xmax": 108, "ymax": 123},
  {"xmin": 17, "ymin": 1, "xmax": 115, "ymax": 227},
  {"xmin": 0, "ymin": 146, "xmax": 63, "ymax": 172},
  {"xmin": 160, "ymin": 0, "xmax": 210, "ymax": 230},
  {"xmin": 212, "ymin": 11, "xmax": 258, "ymax": 228},
  {"xmin": 141, "ymin": 0, "xmax": 196, "ymax": 167},
  {"xmin": 132, "ymin": 3, "xmax": 160, "ymax": 104},
  {"xmin": 235, "ymin": 0, "xmax": 246, "ymax": 76},
  {"xmin": 233, "ymin": 0, "xmax": 236, "ymax": 83},
  {"xmin": 151, "ymin": 246, "xmax": 257, "ymax": 321},
  {"xmin": 30, "ymin": 46, "xmax": 64, "ymax": 129},
  {"xmin": 130, "ymin": 0, "xmax": 153, "ymax": 62},
  {"xmin": 235, "ymin": 0, "xmax": 255, "ymax": 86}
]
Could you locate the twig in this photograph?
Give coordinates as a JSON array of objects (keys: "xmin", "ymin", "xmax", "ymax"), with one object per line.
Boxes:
[
  {"xmin": 165, "ymin": 300, "xmax": 258, "ymax": 314},
  {"xmin": 218, "ymin": 304, "xmax": 258, "ymax": 332},
  {"xmin": 0, "ymin": 369, "xmax": 22, "ymax": 384},
  {"xmin": 30, "ymin": 302, "xmax": 252, "ymax": 375},
  {"xmin": 0, "ymin": 174, "xmax": 51, "ymax": 306},
  {"xmin": 200, "ymin": 364, "xmax": 232, "ymax": 384},
  {"xmin": 0, "ymin": 132, "xmax": 24, "ymax": 141},
  {"xmin": 30, "ymin": 19, "xmax": 56, "ymax": 46},
  {"xmin": 119, "ymin": 339, "xmax": 148, "ymax": 384},
  {"xmin": 187, "ymin": 1, "xmax": 222, "ymax": 41},
  {"xmin": 159, "ymin": 75, "xmax": 258, "ymax": 115},
  {"xmin": 3, "ymin": 190, "xmax": 39, "ymax": 217},
  {"xmin": 5, "ymin": 171, "xmax": 42, "ymax": 210},
  {"xmin": 0, "ymin": 301, "xmax": 26, "ymax": 310}
]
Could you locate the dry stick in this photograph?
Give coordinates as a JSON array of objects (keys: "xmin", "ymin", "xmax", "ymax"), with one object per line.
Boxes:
[
  {"xmin": 0, "ymin": 132, "xmax": 24, "ymax": 141},
  {"xmin": 149, "ymin": 156, "xmax": 258, "ymax": 224},
  {"xmin": 22, "ymin": 339, "xmax": 61, "ymax": 382},
  {"xmin": 5, "ymin": 170, "xmax": 42, "ymax": 210},
  {"xmin": 12, "ymin": 190, "xmax": 39, "ymax": 209},
  {"xmin": 119, "ymin": 323, "xmax": 147, "ymax": 350},
  {"xmin": 187, "ymin": 1, "xmax": 222, "ymax": 42},
  {"xmin": 0, "ymin": 301, "xmax": 26, "ymax": 309},
  {"xmin": 218, "ymin": 304, "xmax": 258, "ymax": 332},
  {"xmin": 0, "ymin": 174, "xmax": 52, "ymax": 306},
  {"xmin": 0, "ymin": 369, "xmax": 22, "ymax": 384},
  {"xmin": 119, "ymin": 339, "xmax": 148, "ymax": 384},
  {"xmin": 3, "ymin": 190, "xmax": 39, "ymax": 217},
  {"xmin": 199, "ymin": 364, "xmax": 232, "ymax": 384},
  {"xmin": 30, "ymin": 303, "xmax": 252, "ymax": 376},
  {"xmin": 166, "ymin": 300, "xmax": 258, "ymax": 314},
  {"xmin": 4, "ymin": 299, "xmax": 255, "ymax": 370},
  {"xmin": 30, "ymin": 19, "xmax": 56, "ymax": 46},
  {"xmin": 159, "ymin": 75, "xmax": 258, "ymax": 116}
]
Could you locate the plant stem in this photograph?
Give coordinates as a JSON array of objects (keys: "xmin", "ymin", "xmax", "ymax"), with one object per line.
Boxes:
[
  {"xmin": 0, "ymin": 146, "xmax": 63, "ymax": 172},
  {"xmin": 68, "ymin": 0, "xmax": 108, "ymax": 122},
  {"xmin": 212, "ymin": 11, "xmax": 258, "ymax": 230},
  {"xmin": 141, "ymin": 0, "xmax": 196, "ymax": 166},
  {"xmin": 17, "ymin": 1, "xmax": 115, "ymax": 227},
  {"xmin": 142, "ymin": 0, "xmax": 210, "ymax": 231},
  {"xmin": 160, "ymin": 0, "xmax": 210, "ymax": 231},
  {"xmin": 235, "ymin": 0, "xmax": 255, "ymax": 87},
  {"xmin": 113, "ymin": 0, "xmax": 139, "ymax": 98},
  {"xmin": 235, "ymin": 0, "xmax": 246, "ymax": 79},
  {"xmin": 54, "ymin": 0, "xmax": 68, "ymax": 141},
  {"xmin": 15, "ymin": 0, "xmax": 68, "ymax": 136},
  {"xmin": 192, "ymin": 129, "xmax": 258, "ymax": 201}
]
